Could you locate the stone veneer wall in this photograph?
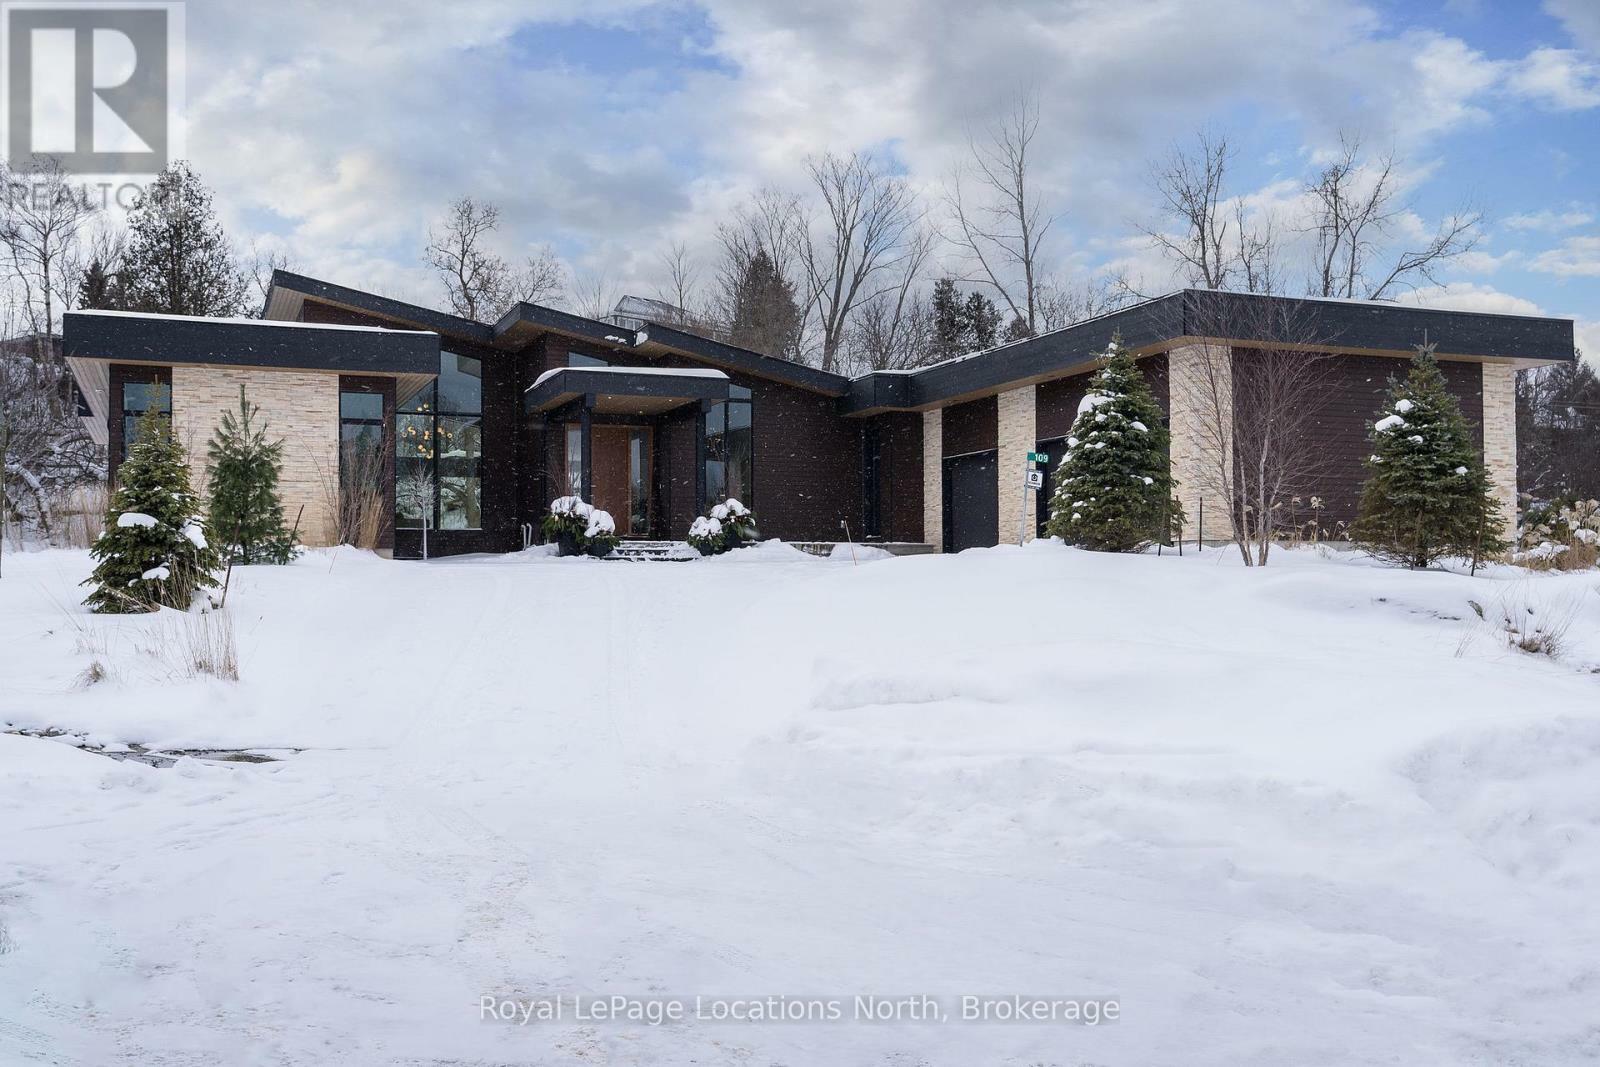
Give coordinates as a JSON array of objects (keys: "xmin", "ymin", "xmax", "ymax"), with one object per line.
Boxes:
[
  {"xmin": 922, "ymin": 408, "xmax": 943, "ymax": 550},
  {"xmin": 1166, "ymin": 343, "xmax": 1233, "ymax": 543},
  {"xmin": 996, "ymin": 384, "xmax": 1037, "ymax": 545},
  {"xmin": 170, "ymin": 366, "xmax": 341, "ymax": 547},
  {"xmin": 1481, "ymin": 361, "xmax": 1518, "ymax": 536}
]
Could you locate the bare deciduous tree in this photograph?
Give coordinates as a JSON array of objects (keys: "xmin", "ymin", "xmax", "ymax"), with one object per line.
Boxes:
[
  {"xmin": 841, "ymin": 226, "xmax": 936, "ymax": 373},
  {"xmin": 1166, "ymin": 291, "xmax": 1339, "ymax": 566},
  {"xmin": 512, "ymin": 245, "xmax": 566, "ymax": 308},
  {"xmin": 1306, "ymin": 135, "xmax": 1480, "ymax": 300},
  {"xmin": 944, "ymin": 90, "xmax": 1057, "ymax": 336},
  {"xmin": 425, "ymin": 196, "xmax": 506, "ymax": 322},
  {"xmin": 0, "ymin": 156, "xmax": 97, "ymax": 365},
  {"xmin": 247, "ymin": 240, "xmax": 297, "ymax": 315},
  {"xmin": 1143, "ymin": 132, "xmax": 1280, "ymax": 295},
  {"xmin": 1035, "ymin": 273, "xmax": 1128, "ymax": 332},
  {"xmin": 570, "ymin": 267, "xmax": 620, "ymax": 322},
  {"xmin": 796, "ymin": 151, "xmax": 922, "ymax": 373}
]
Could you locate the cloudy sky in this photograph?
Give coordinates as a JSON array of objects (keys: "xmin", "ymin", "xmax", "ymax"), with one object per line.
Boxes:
[{"xmin": 180, "ymin": 0, "xmax": 1598, "ymax": 352}]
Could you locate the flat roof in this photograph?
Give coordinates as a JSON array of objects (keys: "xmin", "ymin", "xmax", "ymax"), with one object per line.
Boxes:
[{"xmin": 63, "ymin": 309, "xmax": 440, "ymax": 376}]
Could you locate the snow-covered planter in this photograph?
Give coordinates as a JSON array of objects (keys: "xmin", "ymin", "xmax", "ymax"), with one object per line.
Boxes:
[
  {"xmin": 582, "ymin": 507, "xmax": 620, "ymax": 558},
  {"xmin": 687, "ymin": 499, "xmax": 758, "ymax": 556},
  {"xmin": 541, "ymin": 496, "xmax": 619, "ymax": 557}
]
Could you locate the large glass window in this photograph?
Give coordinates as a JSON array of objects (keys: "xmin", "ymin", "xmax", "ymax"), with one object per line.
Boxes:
[
  {"xmin": 397, "ymin": 351, "xmax": 483, "ymax": 530},
  {"xmin": 120, "ymin": 379, "xmax": 170, "ymax": 463},
  {"xmin": 704, "ymin": 385, "xmax": 752, "ymax": 510},
  {"xmin": 340, "ymin": 388, "xmax": 387, "ymax": 545}
]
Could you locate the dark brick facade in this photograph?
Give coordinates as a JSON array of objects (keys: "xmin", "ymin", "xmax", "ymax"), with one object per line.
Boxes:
[
  {"xmin": 1285, "ymin": 352, "xmax": 1484, "ymax": 531},
  {"xmin": 941, "ymin": 395, "xmax": 998, "ymax": 456}
]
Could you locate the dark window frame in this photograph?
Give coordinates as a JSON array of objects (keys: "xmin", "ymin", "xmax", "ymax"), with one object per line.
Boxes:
[
  {"xmin": 702, "ymin": 384, "xmax": 754, "ymax": 511},
  {"xmin": 396, "ymin": 350, "xmax": 484, "ymax": 531}
]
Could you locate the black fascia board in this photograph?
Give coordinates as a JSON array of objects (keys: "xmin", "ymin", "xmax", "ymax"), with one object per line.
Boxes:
[
  {"xmin": 63, "ymin": 311, "xmax": 439, "ymax": 375},
  {"xmin": 1179, "ymin": 289, "xmax": 1576, "ymax": 364},
  {"xmin": 640, "ymin": 321, "xmax": 851, "ymax": 396},
  {"xmin": 494, "ymin": 301, "xmax": 638, "ymax": 347},
  {"xmin": 843, "ymin": 290, "xmax": 1576, "ymax": 413},
  {"xmin": 268, "ymin": 269, "xmax": 495, "ymax": 344},
  {"xmin": 523, "ymin": 366, "xmax": 731, "ymax": 411}
]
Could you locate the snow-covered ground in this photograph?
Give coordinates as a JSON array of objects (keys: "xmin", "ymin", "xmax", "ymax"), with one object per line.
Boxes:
[{"xmin": 2, "ymin": 541, "xmax": 1599, "ymax": 1065}]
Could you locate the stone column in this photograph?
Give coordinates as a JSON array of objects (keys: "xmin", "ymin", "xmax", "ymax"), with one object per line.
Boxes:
[
  {"xmin": 1481, "ymin": 361, "xmax": 1518, "ymax": 537},
  {"xmin": 922, "ymin": 408, "xmax": 943, "ymax": 550},
  {"xmin": 996, "ymin": 384, "xmax": 1037, "ymax": 545},
  {"xmin": 1166, "ymin": 343, "xmax": 1233, "ymax": 544},
  {"xmin": 171, "ymin": 366, "xmax": 341, "ymax": 547}
]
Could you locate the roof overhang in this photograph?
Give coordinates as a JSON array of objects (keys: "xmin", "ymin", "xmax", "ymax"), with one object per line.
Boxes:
[
  {"xmin": 841, "ymin": 289, "xmax": 1578, "ymax": 415},
  {"xmin": 494, "ymin": 302, "xmax": 640, "ymax": 349},
  {"xmin": 64, "ymin": 309, "xmax": 440, "ymax": 376},
  {"xmin": 265, "ymin": 270, "xmax": 495, "ymax": 346},
  {"xmin": 635, "ymin": 321, "xmax": 850, "ymax": 397},
  {"xmin": 524, "ymin": 365, "xmax": 730, "ymax": 416}
]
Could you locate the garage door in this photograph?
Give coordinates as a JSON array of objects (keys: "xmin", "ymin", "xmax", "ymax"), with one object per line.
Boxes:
[{"xmin": 943, "ymin": 450, "xmax": 998, "ymax": 552}]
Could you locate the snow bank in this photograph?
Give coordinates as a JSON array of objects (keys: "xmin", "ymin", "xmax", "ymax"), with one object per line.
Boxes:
[{"xmin": 2, "ymin": 544, "xmax": 1598, "ymax": 1064}]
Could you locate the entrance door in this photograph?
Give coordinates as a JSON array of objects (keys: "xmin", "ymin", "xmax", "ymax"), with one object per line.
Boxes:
[
  {"xmin": 942, "ymin": 450, "xmax": 998, "ymax": 552},
  {"xmin": 591, "ymin": 426, "xmax": 652, "ymax": 536}
]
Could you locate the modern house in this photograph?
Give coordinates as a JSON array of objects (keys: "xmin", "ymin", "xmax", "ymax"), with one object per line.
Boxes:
[{"xmin": 62, "ymin": 272, "xmax": 1576, "ymax": 558}]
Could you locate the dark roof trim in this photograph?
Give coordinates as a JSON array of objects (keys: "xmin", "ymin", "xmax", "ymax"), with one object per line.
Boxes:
[
  {"xmin": 523, "ymin": 365, "xmax": 730, "ymax": 412},
  {"xmin": 495, "ymin": 301, "xmax": 638, "ymax": 347},
  {"xmin": 844, "ymin": 289, "xmax": 1576, "ymax": 413},
  {"xmin": 266, "ymin": 269, "xmax": 495, "ymax": 344},
  {"xmin": 62, "ymin": 310, "xmax": 440, "ymax": 375},
  {"xmin": 639, "ymin": 321, "xmax": 850, "ymax": 396}
]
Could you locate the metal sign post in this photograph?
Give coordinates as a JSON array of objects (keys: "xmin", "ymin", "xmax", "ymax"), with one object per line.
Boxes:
[{"xmin": 1018, "ymin": 452, "xmax": 1048, "ymax": 546}]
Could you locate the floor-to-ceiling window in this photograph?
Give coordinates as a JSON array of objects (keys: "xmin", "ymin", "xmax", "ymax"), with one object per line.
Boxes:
[
  {"xmin": 397, "ymin": 351, "xmax": 483, "ymax": 530},
  {"xmin": 704, "ymin": 385, "xmax": 752, "ymax": 509}
]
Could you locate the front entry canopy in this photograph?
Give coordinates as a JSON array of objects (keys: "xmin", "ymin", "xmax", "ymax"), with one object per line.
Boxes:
[{"xmin": 524, "ymin": 364, "xmax": 730, "ymax": 417}]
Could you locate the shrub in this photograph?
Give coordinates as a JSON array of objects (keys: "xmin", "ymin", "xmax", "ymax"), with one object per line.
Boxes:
[
  {"xmin": 1516, "ymin": 498, "xmax": 1600, "ymax": 572},
  {"xmin": 541, "ymin": 496, "xmax": 618, "ymax": 557},
  {"xmin": 687, "ymin": 498, "xmax": 758, "ymax": 555}
]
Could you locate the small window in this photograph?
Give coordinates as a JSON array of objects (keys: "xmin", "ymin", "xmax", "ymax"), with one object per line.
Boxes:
[{"xmin": 569, "ymin": 352, "xmax": 608, "ymax": 368}]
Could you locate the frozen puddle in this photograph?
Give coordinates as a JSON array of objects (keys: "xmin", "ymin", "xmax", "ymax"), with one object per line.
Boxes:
[{"xmin": 3, "ymin": 728, "xmax": 292, "ymax": 767}]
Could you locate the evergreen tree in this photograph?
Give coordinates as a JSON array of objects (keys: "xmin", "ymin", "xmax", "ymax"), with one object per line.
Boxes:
[
  {"xmin": 931, "ymin": 277, "xmax": 1003, "ymax": 360},
  {"xmin": 75, "ymin": 259, "xmax": 125, "ymax": 310},
  {"xmin": 1350, "ymin": 344, "xmax": 1509, "ymax": 569},
  {"xmin": 728, "ymin": 249, "xmax": 801, "ymax": 359},
  {"xmin": 1003, "ymin": 315, "xmax": 1034, "ymax": 343},
  {"xmin": 83, "ymin": 409, "xmax": 219, "ymax": 613},
  {"xmin": 120, "ymin": 162, "xmax": 250, "ymax": 317},
  {"xmin": 206, "ymin": 386, "xmax": 298, "ymax": 564},
  {"xmin": 963, "ymin": 291, "xmax": 1001, "ymax": 350},
  {"xmin": 1045, "ymin": 335, "xmax": 1181, "ymax": 552}
]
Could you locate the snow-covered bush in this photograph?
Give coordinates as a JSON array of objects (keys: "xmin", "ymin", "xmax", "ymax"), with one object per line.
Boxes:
[
  {"xmin": 1516, "ymin": 497, "xmax": 1600, "ymax": 571},
  {"xmin": 541, "ymin": 496, "xmax": 617, "ymax": 557},
  {"xmin": 82, "ymin": 410, "xmax": 220, "ymax": 613},
  {"xmin": 687, "ymin": 499, "xmax": 758, "ymax": 555},
  {"xmin": 1044, "ymin": 336, "xmax": 1181, "ymax": 552}
]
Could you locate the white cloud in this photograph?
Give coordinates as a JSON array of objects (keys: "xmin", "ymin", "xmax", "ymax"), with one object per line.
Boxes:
[
  {"xmin": 1528, "ymin": 235, "xmax": 1600, "ymax": 277},
  {"xmin": 1401, "ymin": 282, "xmax": 1545, "ymax": 317},
  {"xmin": 1507, "ymin": 47, "xmax": 1600, "ymax": 110},
  {"xmin": 1504, "ymin": 208, "xmax": 1595, "ymax": 231},
  {"xmin": 1545, "ymin": 0, "xmax": 1600, "ymax": 53}
]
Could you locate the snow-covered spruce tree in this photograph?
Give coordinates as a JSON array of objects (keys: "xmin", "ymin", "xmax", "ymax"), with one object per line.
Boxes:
[
  {"xmin": 1045, "ymin": 336, "xmax": 1182, "ymax": 552},
  {"xmin": 206, "ymin": 386, "xmax": 298, "ymax": 564},
  {"xmin": 83, "ymin": 410, "xmax": 219, "ymax": 613},
  {"xmin": 1349, "ymin": 344, "xmax": 1508, "ymax": 569}
]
